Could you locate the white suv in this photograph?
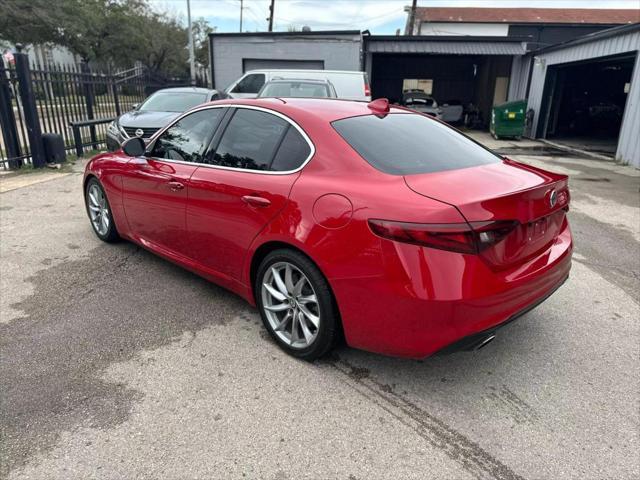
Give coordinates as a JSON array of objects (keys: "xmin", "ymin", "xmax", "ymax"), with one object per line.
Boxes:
[{"xmin": 225, "ymin": 70, "xmax": 371, "ymax": 101}]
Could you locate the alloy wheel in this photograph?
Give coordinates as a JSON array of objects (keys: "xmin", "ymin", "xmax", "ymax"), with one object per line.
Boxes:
[
  {"xmin": 87, "ymin": 183, "xmax": 110, "ymax": 236},
  {"xmin": 261, "ymin": 261, "xmax": 321, "ymax": 349}
]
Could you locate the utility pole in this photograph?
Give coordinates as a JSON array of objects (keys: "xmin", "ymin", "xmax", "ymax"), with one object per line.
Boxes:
[
  {"xmin": 239, "ymin": 0, "xmax": 244, "ymax": 32},
  {"xmin": 268, "ymin": 0, "xmax": 275, "ymax": 32},
  {"xmin": 186, "ymin": 0, "xmax": 195, "ymax": 84},
  {"xmin": 407, "ymin": 0, "xmax": 417, "ymax": 36}
]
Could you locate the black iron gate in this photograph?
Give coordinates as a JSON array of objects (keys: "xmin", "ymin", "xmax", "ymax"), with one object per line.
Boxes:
[{"xmin": 0, "ymin": 48, "xmax": 203, "ymax": 169}]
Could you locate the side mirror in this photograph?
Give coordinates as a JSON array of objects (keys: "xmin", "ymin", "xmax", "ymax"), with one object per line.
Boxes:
[
  {"xmin": 122, "ymin": 137, "xmax": 145, "ymax": 157},
  {"xmin": 131, "ymin": 103, "xmax": 139, "ymax": 110}
]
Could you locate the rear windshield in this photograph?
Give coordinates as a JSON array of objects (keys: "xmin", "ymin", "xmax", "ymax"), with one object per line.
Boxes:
[
  {"xmin": 260, "ymin": 82, "xmax": 331, "ymax": 98},
  {"xmin": 332, "ymin": 113, "xmax": 500, "ymax": 175},
  {"xmin": 404, "ymin": 97, "xmax": 434, "ymax": 106}
]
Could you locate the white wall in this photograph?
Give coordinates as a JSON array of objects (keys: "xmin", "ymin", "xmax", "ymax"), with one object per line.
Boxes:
[
  {"xmin": 9, "ymin": 44, "xmax": 79, "ymax": 67},
  {"xmin": 211, "ymin": 33, "xmax": 362, "ymax": 91},
  {"xmin": 419, "ymin": 23, "xmax": 509, "ymax": 37}
]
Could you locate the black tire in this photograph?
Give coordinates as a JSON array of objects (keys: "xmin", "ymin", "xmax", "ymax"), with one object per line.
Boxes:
[
  {"xmin": 255, "ymin": 249, "xmax": 339, "ymax": 361},
  {"xmin": 84, "ymin": 177, "xmax": 120, "ymax": 243}
]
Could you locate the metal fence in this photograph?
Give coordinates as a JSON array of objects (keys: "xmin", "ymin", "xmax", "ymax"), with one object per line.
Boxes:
[{"xmin": 0, "ymin": 51, "xmax": 206, "ymax": 169}]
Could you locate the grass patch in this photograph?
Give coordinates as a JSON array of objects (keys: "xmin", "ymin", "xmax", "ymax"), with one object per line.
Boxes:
[
  {"xmin": 1, "ymin": 162, "xmax": 74, "ymax": 177},
  {"xmin": 1, "ymin": 149, "xmax": 103, "ymax": 177},
  {"xmin": 68, "ymin": 149, "xmax": 103, "ymax": 162}
]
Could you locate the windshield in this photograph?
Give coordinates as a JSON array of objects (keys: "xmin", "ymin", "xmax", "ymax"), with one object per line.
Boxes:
[
  {"xmin": 138, "ymin": 92, "xmax": 208, "ymax": 112},
  {"xmin": 404, "ymin": 97, "xmax": 435, "ymax": 106},
  {"xmin": 332, "ymin": 113, "xmax": 501, "ymax": 175},
  {"xmin": 259, "ymin": 82, "xmax": 332, "ymax": 98}
]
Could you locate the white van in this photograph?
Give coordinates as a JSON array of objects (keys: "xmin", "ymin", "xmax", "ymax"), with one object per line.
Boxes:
[{"xmin": 225, "ymin": 70, "xmax": 371, "ymax": 101}]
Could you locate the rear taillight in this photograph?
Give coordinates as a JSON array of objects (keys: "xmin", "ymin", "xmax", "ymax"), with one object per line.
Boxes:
[
  {"xmin": 364, "ymin": 83, "xmax": 371, "ymax": 97},
  {"xmin": 471, "ymin": 220, "xmax": 519, "ymax": 251},
  {"xmin": 368, "ymin": 219, "xmax": 518, "ymax": 254}
]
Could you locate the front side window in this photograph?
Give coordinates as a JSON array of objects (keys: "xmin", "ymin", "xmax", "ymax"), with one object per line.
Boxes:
[
  {"xmin": 231, "ymin": 74, "xmax": 266, "ymax": 94},
  {"xmin": 150, "ymin": 108, "xmax": 224, "ymax": 163},
  {"xmin": 332, "ymin": 113, "xmax": 500, "ymax": 175}
]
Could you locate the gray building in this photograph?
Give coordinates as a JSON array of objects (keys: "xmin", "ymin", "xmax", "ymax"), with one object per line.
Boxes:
[
  {"xmin": 209, "ymin": 31, "xmax": 362, "ymax": 92},
  {"xmin": 520, "ymin": 24, "xmax": 640, "ymax": 167},
  {"xmin": 209, "ymin": 30, "xmax": 529, "ymax": 127},
  {"xmin": 208, "ymin": 19, "xmax": 640, "ymax": 168},
  {"xmin": 405, "ymin": 6, "xmax": 637, "ymax": 45},
  {"xmin": 363, "ymin": 35, "xmax": 527, "ymax": 121}
]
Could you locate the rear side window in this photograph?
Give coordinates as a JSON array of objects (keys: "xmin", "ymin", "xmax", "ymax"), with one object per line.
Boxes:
[
  {"xmin": 231, "ymin": 74, "xmax": 266, "ymax": 94},
  {"xmin": 208, "ymin": 109, "xmax": 288, "ymax": 170},
  {"xmin": 332, "ymin": 113, "xmax": 500, "ymax": 175},
  {"xmin": 271, "ymin": 127, "xmax": 311, "ymax": 171}
]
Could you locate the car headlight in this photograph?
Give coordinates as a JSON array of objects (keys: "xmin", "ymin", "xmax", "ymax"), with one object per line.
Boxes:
[{"xmin": 107, "ymin": 120, "xmax": 120, "ymax": 136}]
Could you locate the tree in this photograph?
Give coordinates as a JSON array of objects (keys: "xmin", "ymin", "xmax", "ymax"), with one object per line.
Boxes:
[
  {"xmin": 139, "ymin": 13, "xmax": 188, "ymax": 75},
  {"xmin": 0, "ymin": 0, "xmax": 66, "ymax": 45},
  {"xmin": 55, "ymin": 0, "xmax": 144, "ymax": 64},
  {"xmin": 0, "ymin": 0, "xmax": 189, "ymax": 75},
  {"xmin": 192, "ymin": 18, "xmax": 215, "ymax": 66}
]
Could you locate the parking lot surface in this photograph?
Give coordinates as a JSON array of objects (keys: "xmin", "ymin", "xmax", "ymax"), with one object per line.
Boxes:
[{"xmin": 1, "ymin": 151, "xmax": 638, "ymax": 479}]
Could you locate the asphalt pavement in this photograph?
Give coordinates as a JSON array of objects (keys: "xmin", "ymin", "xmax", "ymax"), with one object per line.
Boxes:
[{"xmin": 0, "ymin": 151, "xmax": 638, "ymax": 479}]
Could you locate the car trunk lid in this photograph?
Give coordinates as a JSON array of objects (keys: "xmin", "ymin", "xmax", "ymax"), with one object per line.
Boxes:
[{"xmin": 404, "ymin": 159, "xmax": 570, "ymax": 269}]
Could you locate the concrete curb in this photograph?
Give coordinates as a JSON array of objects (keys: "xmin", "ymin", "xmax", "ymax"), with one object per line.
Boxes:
[{"xmin": 539, "ymin": 139, "xmax": 615, "ymax": 162}]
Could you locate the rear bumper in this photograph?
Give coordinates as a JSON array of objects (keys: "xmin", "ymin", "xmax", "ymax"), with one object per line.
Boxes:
[
  {"xmin": 331, "ymin": 219, "xmax": 572, "ymax": 358},
  {"xmin": 435, "ymin": 273, "xmax": 568, "ymax": 355}
]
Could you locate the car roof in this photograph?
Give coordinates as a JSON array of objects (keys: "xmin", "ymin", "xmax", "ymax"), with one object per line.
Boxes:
[
  {"xmin": 153, "ymin": 86, "xmax": 216, "ymax": 94},
  {"xmin": 267, "ymin": 78, "xmax": 331, "ymax": 84},
  {"xmin": 206, "ymin": 97, "xmax": 408, "ymax": 123},
  {"xmin": 246, "ymin": 69, "xmax": 363, "ymax": 75}
]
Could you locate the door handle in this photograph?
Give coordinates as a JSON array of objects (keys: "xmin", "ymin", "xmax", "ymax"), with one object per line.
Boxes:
[
  {"xmin": 241, "ymin": 195, "xmax": 271, "ymax": 208},
  {"xmin": 168, "ymin": 181, "xmax": 184, "ymax": 192}
]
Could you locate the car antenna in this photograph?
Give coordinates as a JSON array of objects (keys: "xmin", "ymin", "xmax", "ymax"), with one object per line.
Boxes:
[{"xmin": 367, "ymin": 98, "xmax": 389, "ymax": 117}]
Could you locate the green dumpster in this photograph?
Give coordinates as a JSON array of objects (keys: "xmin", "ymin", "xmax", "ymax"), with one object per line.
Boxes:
[{"xmin": 490, "ymin": 100, "xmax": 527, "ymax": 140}]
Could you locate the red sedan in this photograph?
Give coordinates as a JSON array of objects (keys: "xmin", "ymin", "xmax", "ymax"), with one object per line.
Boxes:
[{"xmin": 83, "ymin": 97, "xmax": 572, "ymax": 360}]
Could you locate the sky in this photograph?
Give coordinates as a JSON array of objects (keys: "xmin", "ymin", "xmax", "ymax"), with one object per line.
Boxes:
[{"xmin": 150, "ymin": 0, "xmax": 640, "ymax": 34}]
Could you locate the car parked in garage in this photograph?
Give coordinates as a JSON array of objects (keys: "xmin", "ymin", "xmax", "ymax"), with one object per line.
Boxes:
[
  {"xmin": 401, "ymin": 90, "xmax": 443, "ymax": 119},
  {"xmin": 106, "ymin": 87, "xmax": 225, "ymax": 151},
  {"xmin": 257, "ymin": 79, "xmax": 337, "ymax": 98},
  {"xmin": 85, "ymin": 97, "xmax": 572, "ymax": 361},
  {"xmin": 225, "ymin": 70, "xmax": 371, "ymax": 101},
  {"xmin": 439, "ymin": 100, "xmax": 464, "ymax": 124}
]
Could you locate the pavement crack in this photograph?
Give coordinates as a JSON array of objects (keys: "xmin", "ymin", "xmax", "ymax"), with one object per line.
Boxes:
[
  {"xmin": 326, "ymin": 357, "xmax": 526, "ymax": 480},
  {"xmin": 485, "ymin": 385, "xmax": 539, "ymax": 425}
]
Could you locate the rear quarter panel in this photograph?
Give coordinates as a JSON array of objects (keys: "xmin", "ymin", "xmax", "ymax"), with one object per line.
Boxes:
[{"xmin": 243, "ymin": 130, "xmax": 466, "ymax": 349}]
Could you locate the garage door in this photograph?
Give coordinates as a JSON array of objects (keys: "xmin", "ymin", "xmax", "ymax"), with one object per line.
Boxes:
[{"xmin": 243, "ymin": 59, "xmax": 324, "ymax": 72}]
